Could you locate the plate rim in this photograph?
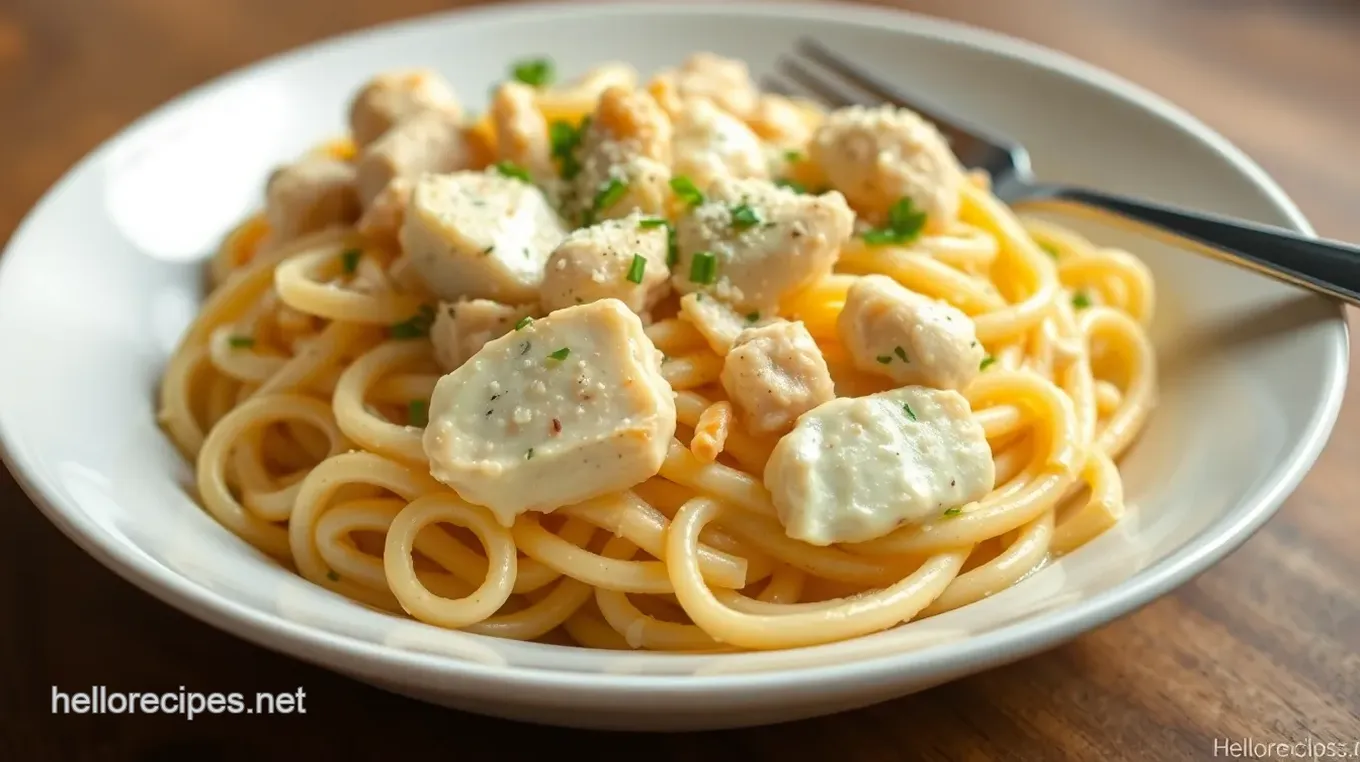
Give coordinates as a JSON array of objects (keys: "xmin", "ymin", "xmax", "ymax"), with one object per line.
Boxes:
[{"xmin": 0, "ymin": 0, "xmax": 1348, "ymax": 698}]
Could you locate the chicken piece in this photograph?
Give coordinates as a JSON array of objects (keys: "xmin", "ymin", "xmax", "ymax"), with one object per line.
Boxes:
[
  {"xmin": 671, "ymin": 98, "xmax": 768, "ymax": 190},
  {"xmin": 676, "ymin": 292, "xmax": 770, "ymax": 356},
  {"xmin": 400, "ymin": 170, "xmax": 565, "ymax": 304},
  {"xmin": 671, "ymin": 177, "xmax": 854, "ymax": 311},
  {"xmin": 562, "ymin": 86, "xmax": 672, "ymax": 226},
  {"xmin": 348, "ymin": 68, "xmax": 462, "ymax": 147},
  {"xmin": 649, "ymin": 53, "xmax": 759, "ymax": 119},
  {"xmin": 423, "ymin": 299, "xmax": 676, "ymax": 526},
  {"xmin": 837, "ymin": 274, "xmax": 984, "ymax": 391},
  {"xmin": 263, "ymin": 155, "xmax": 361, "ymax": 242},
  {"xmin": 490, "ymin": 81, "xmax": 553, "ymax": 180},
  {"xmin": 720, "ymin": 320, "xmax": 835, "ymax": 436},
  {"xmin": 539, "ymin": 212, "xmax": 672, "ymax": 315},
  {"xmin": 764, "ymin": 386, "xmax": 995, "ymax": 545},
  {"xmin": 430, "ymin": 298, "xmax": 537, "ymax": 372},
  {"xmin": 810, "ymin": 104, "xmax": 965, "ymax": 231},
  {"xmin": 356, "ymin": 108, "xmax": 472, "ymax": 205}
]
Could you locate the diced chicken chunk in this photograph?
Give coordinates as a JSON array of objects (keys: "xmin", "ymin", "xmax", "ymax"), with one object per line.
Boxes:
[
  {"xmin": 263, "ymin": 156, "xmax": 360, "ymax": 242},
  {"xmin": 838, "ymin": 274, "xmax": 984, "ymax": 391},
  {"xmin": 650, "ymin": 53, "xmax": 759, "ymax": 119},
  {"xmin": 810, "ymin": 104, "xmax": 965, "ymax": 231},
  {"xmin": 431, "ymin": 299, "xmax": 537, "ymax": 372},
  {"xmin": 672, "ymin": 98, "xmax": 769, "ymax": 190},
  {"xmin": 563, "ymin": 87, "xmax": 672, "ymax": 225},
  {"xmin": 672, "ymin": 177, "xmax": 854, "ymax": 311},
  {"xmin": 677, "ymin": 292, "xmax": 770, "ymax": 356},
  {"xmin": 539, "ymin": 212, "xmax": 671, "ymax": 314},
  {"xmin": 490, "ymin": 82, "xmax": 553, "ymax": 180},
  {"xmin": 400, "ymin": 170, "xmax": 566, "ymax": 304},
  {"xmin": 764, "ymin": 386, "xmax": 995, "ymax": 545},
  {"xmin": 356, "ymin": 109, "xmax": 471, "ymax": 205},
  {"xmin": 348, "ymin": 69, "xmax": 462, "ymax": 147},
  {"xmin": 720, "ymin": 320, "xmax": 835, "ymax": 436},
  {"xmin": 423, "ymin": 299, "xmax": 677, "ymax": 526}
]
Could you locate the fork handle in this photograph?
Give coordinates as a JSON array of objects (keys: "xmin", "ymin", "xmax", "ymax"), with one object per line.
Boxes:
[{"xmin": 1012, "ymin": 183, "xmax": 1360, "ymax": 307}]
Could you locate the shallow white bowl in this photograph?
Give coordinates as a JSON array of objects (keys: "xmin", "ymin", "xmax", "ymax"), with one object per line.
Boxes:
[{"xmin": 0, "ymin": 0, "xmax": 1347, "ymax": 731}]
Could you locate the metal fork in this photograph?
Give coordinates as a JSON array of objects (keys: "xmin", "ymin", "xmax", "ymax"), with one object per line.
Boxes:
[{"xmin": 768, "ymin": 39, "xmax": 1360, "ymax": 307}]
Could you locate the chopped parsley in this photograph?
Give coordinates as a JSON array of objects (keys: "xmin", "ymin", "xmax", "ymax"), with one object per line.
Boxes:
[
  {"xmin": 666, "ymin": 224, "xmax": 679, "ymax": 267},
  {"xmin": 510, "ymin": 57, "xmax": 554, "ymax": 87},
  {"xmin": 670, "ymin": 175, "xmax": 704, "ymax": 209},
  {"xmin": 325, "ymin": 570, "xmax": 340, "ymax": 582},
  {"xmin": 626, "ymin": 254, "xmax": 647, "ymax": 284},
  {"xmin": 390, "ymin": 304, "xmax": 436, "ymax": 339},
  {"xmin": 745, "ymin": 312, "xmax": 760, "ymax": 324},
  {"xmin": 894, "ymin": 346, "xmax": 908, "ymax": 362},
  {"xmin": 548, "ymin": 347, "xmax": 570, "ymax": 361},
  {"xmin": 549, "ymin": 119, "xmax": 585, "ymax": 180},
  {"xmin": 340, "ymin": 248, "xmax": 361, "ymax": 274},
  {"xmin": 980, "ymin": 355, "xmax": 997, "ymax": 371},
  {"xmin": 227, "ymin": 335, "xmax": 255, "ymax": 349},
  {"xmin": 494, "ymin": 160, "xmax": 532, "ymax": 183},
  {"xmin": 903, "ymin": 402, "xmax": 917, "ymax": 421},
  {"xmin": 1040, "ymin": 242, "xmax": 1060, "ymax": 259},
  {"xmin": 730, "ymin": 203, "xmax": 761, "ymax": 230},
  {"xmin": 860, "ymin": 197, "xmax": 928, "ymax": 246},
  {"xmin": 1072, "ymin": 291, "xmax": 1092, "ymax": 309},
  {"xmin": 943, "ymin": 507, "xmax": 963, "ymax": 517},
  {"xmin": 638, "ymin": 217, "xmax": 668, "ymax": 229},
  {"xmin": 689, "ymin": 252, "xmax": 717, "ymax": 285},
  {"xmin": 775, "ymin": 178, "xmax": 808, "ymax": 194},
  {"xmin": 585, "ymin": 177, "xmax": 628, "ymax": 225},
  {"xmin": 515, "ymin": 315, "xmax": 533, "ymax": 330},
  {"xmin": 525, "ymin": 448, "xmax": 535, "ymax": 460},
  {"xmin": 876, "ymin": 355, "xmax": 893, "ymax": 365},
  {"xmin": 407, "ymin": 400, "xmax": 428, "ymax": 428},
  {"xmin": 783, "ymin": 149, "xmax": 804, "ymax": 163}
]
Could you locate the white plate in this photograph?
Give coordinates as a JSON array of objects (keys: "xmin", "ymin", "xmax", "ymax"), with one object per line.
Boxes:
[{"xmin": 0, "ymin": 0, "xmax": 1347, "ymax": 731}]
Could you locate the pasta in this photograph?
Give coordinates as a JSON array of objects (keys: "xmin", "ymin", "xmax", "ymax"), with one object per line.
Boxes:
[{"xmin": 158, "ymin": 53, "xmax": 1157, "ymax": 652}]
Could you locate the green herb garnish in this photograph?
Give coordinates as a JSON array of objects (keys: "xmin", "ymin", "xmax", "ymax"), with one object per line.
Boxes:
[
  {"xmin": 525, "ymin": 448, "xmax": 535, "ymax": 460},
  {"xmin": 626, "ymin": 254, "xmax": 647, "ymax": 284},
  {"xmin": 783, "ymin": 149, "xmax": 804, "ymax": 163},
  {"xmin": 894, "ymin": 346, "xmax": 908, "ymax": 362},
  {"xmin": 670, "ymin": 175, "xmax": 704, "ymax": 208},
  {"xmin": 638, "ymin": 217, "xmax": 669, "ymax": 229},
  {"xmin": 548, "ymin": 347, "xmax": 570, "ymax": 361},
  {"xmin": 943, "ymin": 507, "xmax": 963, "ymax": 517},
  {"xmin": 227, "ymin": 335, "xmax": 255, "ymax": 349},
  {"xmin": 510, "ymin": 57, "xmax": 554, "ymax": 87},
  {"xmin": 408, "ymin": 400, "xmax": 428, "ymax": 427},
  {"xmin": 730, "ymin": 203, "xmax": 761, "ymax": 230},
  {"xmin": 1072, "ymin": 292, "xmax": 1092, "ymax": 309},
  {"xmin": 325, "ymin": 570, "xmax": 340, "ymax": 582},
  {"xmin": 860, "ymin": 197, "xmax": 928, "ymax": 246},
  {"xmin": 586, "ymin": 177, "xmax": 628, "ymax": 225},
  {"xmin": 515, "ymin": 316, "xmax": 533, "ymax": 330},
  {"xmin": 689, "ymin": 252, "xmax": 717, "ymax": 285},
  {"xmin": 745, "ymin": 312, "xmax": 760, "ymax": 324},
  {"xmin": 389, "ymin": 304, "xmax": 436, "ymax": 339},
  {"xmin": 1040, "ymin": 242, "xmax": 1060, "ymax": 259},
  {"xmin": 876, "ymin": 355, "xmax": 893, "ymax": 365},
  {"xmin": 340, "ymin": 248, "xmax": 361, "ymax": 274},
  {"xmin": 549, "ymin": 119, "xmax": 585, "ymax": 180},
  {"xmin": 775, "ymin": 178, "xmax": 807, "ymax": 194},
  {"xmin": 980, "ymin": 355, "xmax": 997, "ymax": 371},
  {"xmin": 666, "ymin": 224, "xmax": 678, "ymax": 267},
  {"xmin": 903, "ymin": 403, "xmax": 917, "ymax": 421},
  {"xmin": 495, "ymin": 160, "xmax": 532, "ymax": 183}
]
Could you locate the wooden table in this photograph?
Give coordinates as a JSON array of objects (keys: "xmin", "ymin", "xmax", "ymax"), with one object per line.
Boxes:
[{"xmin": 2, "ymin": 1, "xmax": 1357, "ymax": 758}]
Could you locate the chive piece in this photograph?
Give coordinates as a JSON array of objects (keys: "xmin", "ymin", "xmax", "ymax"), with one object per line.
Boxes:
[
  {"xmin": 482, "ymin": 245, "xmax": 495, "ymax": 256},
  {"xmin": 745, "ymin": 312, "xmax": 760, "ymax": 324},
  {"xmin": 525, "ymin": 447, "xmax": 535, "ymax": 460},
  {"xmin": 894, "ymin": 346, "xmax": 908, "ymax": 362},
  {"xmin": 494, "ymin": 160, "xmax": 532, "ymax": 183},
  {"xmin": 943, "ymin": 507, "xmax": 963, "ymax": 517},
  {"xmin": 227, "ymin": 335, "xmax": 255, "ymax": 349},
  {"xmin": 859, "ymin": 197, "xmax": 928, "ymax": 246},
  {"xmin": 626, "ymin": 254, "xmax": 647, "ymax": 284},
  {"xmin": 325, "ymin": 570, "xmax": 340, "ymax": 582},
  {"xmin": 340, "ymin": 248, "xmax": 361, "ymax": 274},
  {"xmin": 730, "ymin": 203, "xmax": 761, "ymax": 231},
  {"xmin": 408, "ymin": 400, "xmax": 428, "ymax": 428},
  {"xmin": 638, "ymin": 217, "xmax": 668, "ymax": 229},
  {"xmin": 689, "ymin": 252, "xmax": 717, "ymax": 285},
  {"xmin": 591, "ymin": 177, "xmax": 629, "ymax": 221},
  {"xmin": 876, "ymin": 355, "xmax": 893, "ymax": 365},
  {"xmin": 1040, "ymin": 242, "xmax": 1060, "ymax": 259},
  {"xmin": 666, "ymin": 225, "xmax": 679, "ymax": 268},
  {"xmin": 980, "ymin": 355, "xmax": 997, "ymax": 371},
  {"xmin": 1072, "ymin": 292, "xmax": 1092, "ymax": 309},
  {"xmin": 515, "ymin": 315, "xmax": 533, "ymax": 330},
  {"xmin": 775, "ymin": 178, "xmax": 807, "ymax": 194},
  {"xmin": 783, "ymin": 149, "xmax": 804, "ymax": 163},
  {"xmin": 511, "ymin": 57, "xmax": 554, "ymax": 87},
  {"xmin": 549, "ymin": 119, "xmax": 584, "ymax": 180},
  {"xmin": 903, "ymin": 403, "xmax": 917, "ymax": 421},
  {"xmin": 548, "ymin": 347, "xmax": 570, "ymax": 361},
  {"xmin": 390, "ymin": 304, "xmax": 436, "ymax": 339},
  {"xmin": 669, "ymin": 176, "xmax": 704, "ymax": 208}
]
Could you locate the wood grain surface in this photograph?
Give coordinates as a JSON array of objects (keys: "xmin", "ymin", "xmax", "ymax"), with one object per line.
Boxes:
[{"xmin": 1, "ymin": 1, "xmax": 1357, "ymax": 759}]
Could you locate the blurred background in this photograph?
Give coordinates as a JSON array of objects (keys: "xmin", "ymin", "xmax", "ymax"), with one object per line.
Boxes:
[{"xmin": 0, "ymin": 1, "xmax": 1356, "ymax": 760}]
